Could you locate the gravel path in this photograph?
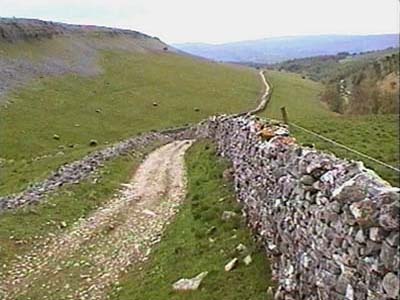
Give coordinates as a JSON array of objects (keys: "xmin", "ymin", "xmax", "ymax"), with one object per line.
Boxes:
[
  {"xmin": 0, "ymin": 140, "xmax": 193, "ymax": 300},
  {"xmin": 250, "ymin": 71, "xmax": 271, "ymax": 113},
  {"xmin": 235, "ymin": 71, "xmax": 271, "ymax": 117}
]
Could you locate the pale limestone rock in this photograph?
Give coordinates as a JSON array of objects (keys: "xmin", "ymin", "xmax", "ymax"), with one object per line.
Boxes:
[
  {"xmin": 225, "ymin": 258, "xmax": 238, "ymax": 272},
  {"xmin": 172, "ymin": 272, "xmax": 208, "ymax": 291}
]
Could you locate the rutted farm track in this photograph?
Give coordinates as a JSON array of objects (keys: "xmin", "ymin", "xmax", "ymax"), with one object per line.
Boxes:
[
  {"xmin": 0, "ymin": 71, "xmax": 271, "ymax": 299},
  {"xmin": 3, "ymin": 67, "xmax": 397, "ymax": 299},
  {"xmin": 0, "ymin": 71, "xmax": 271, "ymax": 212},
  {"xmin": 0, "ymin": 140, "xmax": 193, "ymax": 300}
]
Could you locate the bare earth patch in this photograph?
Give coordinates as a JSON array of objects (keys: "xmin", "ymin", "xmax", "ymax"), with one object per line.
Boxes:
[{"xmin": 0, "ymin": 140, "xmax": 193, "ymax": 300}]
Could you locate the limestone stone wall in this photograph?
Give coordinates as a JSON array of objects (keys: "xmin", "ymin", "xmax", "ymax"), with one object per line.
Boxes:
[
  {"xmin": 198, "ymin": 115, "xmax": 399, "ymax": 300},
  {"xmin": 0, "ymin": 127, "xmax": 195, "ymax": 212}
]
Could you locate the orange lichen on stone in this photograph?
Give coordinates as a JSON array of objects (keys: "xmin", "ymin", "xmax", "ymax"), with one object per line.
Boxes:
[
  {"xmin": 277, "ymin": 136, "xmax": 296, "ymax": 145},
  {"xmin": 260, "ymin": 128, "xmax": 276, "ymax": 140}
]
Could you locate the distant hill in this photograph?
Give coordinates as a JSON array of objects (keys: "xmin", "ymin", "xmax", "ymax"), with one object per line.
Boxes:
[
  {"xmin": 268, "ymin": 47, "xmax": 399, "ymax": 82},
  {"xmin": 174, "ymin": 34, "xmax": 399, "ymax": 63}
]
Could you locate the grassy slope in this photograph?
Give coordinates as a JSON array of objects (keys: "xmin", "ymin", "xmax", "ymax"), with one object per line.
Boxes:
[
  {"xmin": 0, "ymin": 45, "xmax": 260, "ymax": 196},
  {"xmin": 263, "ymin": 70, "xmax": 399, "ymax": 185},
  {"xmin": 0, "ymin": 38, "xmax": 266, "ymax": 293},
  {"xmin": 110, "ymin": 140, "xmax": 272, "ymax": 300}
]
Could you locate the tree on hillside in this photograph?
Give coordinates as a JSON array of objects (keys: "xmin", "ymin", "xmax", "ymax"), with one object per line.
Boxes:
[
  {"xmin": 352, "ymin": 71, "xmax": 366, "ymax": 85},
  {"xmin": 380, "ymin": 91, "xmax": 400, "ymax": 114},
  {"xmin": 349, "ymin": 83, "xmax": 371, "ymax": 114},
  {"xmin": 349, "ymin": 78, "xmax": 399, "ymax": 115},
  {"xmin": 373, "ymin": 62, "xmax": 382, "ymax": 79},
  {"xmin": 321, "ymin": 84, "xmax": 344, "ymax": 113},
  {"xmin": 370, "ymin": 88, "xmax": 381, "ymax": 114}
]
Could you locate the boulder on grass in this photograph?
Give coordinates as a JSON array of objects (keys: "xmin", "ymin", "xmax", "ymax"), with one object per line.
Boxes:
[
  {"xmin": 243, "ymin": 255, "xmax": 252, "ymax": 265},
  {"xmin": 222, "ymin": 211, "xmax": 237, "ymax": 221},
  {"xmin": 172, "ymin": 271, "xmax": 208, "ymax": 291},
  {"xmin": 224, "ymin": 258, "xmax": 238, "ymax": 271}
]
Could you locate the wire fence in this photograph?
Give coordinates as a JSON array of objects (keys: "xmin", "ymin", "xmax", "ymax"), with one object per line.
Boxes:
[
  {"xmin": 251, "ymin": 72, "xmax": 398, "ymax": 185},
  {"xmin": 289, "ymin": 121, "xmax": 400, "ymax": 173},
  {"xmin": 285, "ymin": 120, "xmax": 400, "ymax": 186}
]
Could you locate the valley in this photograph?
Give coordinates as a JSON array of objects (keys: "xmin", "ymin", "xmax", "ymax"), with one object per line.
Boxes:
[
  {"xmin": 264, "ymin": 70, "xmax": 399, "ymax": 185},
  {"xmin": 0, "ymin": 15, "xmax": 399, "ymax": 300},
  {"xmin": 0, "ymin": 33, "xmax": 261, "ymax": 196},
  {"xmin": 0, "ymin": 18, "xmax": 271, "ymax": 300}
]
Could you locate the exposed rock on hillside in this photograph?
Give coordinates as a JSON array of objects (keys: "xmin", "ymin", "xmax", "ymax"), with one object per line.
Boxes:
[
  {"xmin": 0, "ymin": 18, "xmax": 173, "ymax": 101},
  {"xmin": 0, "ymin": 18, "xmax": 65, "ymax": 42},
  {"xmin": 0, "ymin": 18, "xmax": 154, "ymax": 42}
]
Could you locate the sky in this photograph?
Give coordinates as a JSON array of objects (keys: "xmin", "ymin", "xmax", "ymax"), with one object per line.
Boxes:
[{"xmin": 0, "ymin": 0, "xmax": 399, "ymax": 44}]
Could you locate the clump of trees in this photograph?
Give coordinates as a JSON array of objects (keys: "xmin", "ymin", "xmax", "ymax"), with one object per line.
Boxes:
[
  {"xmin": 321, "ymin": 53, "xmax": 399, "ymax": 115},
  {"xmin": 271, "ymin": 49, "xmax": 399, "ymax": 115},
  {"xmin": 320, "ymin": 83, "xmax": 345, "ymax": 113},
  {"xmin": 348, "ymin": 81, "xmax": 399, "ymax": 115}
]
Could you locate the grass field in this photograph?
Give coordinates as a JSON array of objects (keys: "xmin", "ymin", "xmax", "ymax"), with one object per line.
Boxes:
[
  {"xmin": 109, "ymin": 140, "xmax": 272, "ymax": 300},
  {"xmin": 263, "ymin": 70, "xmax": 399, "ymax": 185},
  {"xmin": 0, "ymin": 139, "xmax": 272, "ymax": 299},
  {"xmin": 0, "ymin": 37, "xmax": 266, "ymax": 298},
  {"xmin": 0, "ymin": 48, "xmax": 261, "ymax": 196}
]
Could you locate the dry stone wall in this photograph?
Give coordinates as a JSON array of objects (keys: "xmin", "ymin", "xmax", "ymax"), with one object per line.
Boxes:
[
  {"xmin": 0, "ymin": 127, "xmax": 195, "ymax": 212},
  {"xmin": 1, "ymin": 109, "xmax": 398, "ymax": 300},
  {"xmin": 197, "ymin": 115, "xmax": 399, "ymax": 300}
]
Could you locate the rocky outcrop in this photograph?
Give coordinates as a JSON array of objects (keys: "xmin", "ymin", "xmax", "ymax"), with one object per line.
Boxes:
[
  {"xmin": 0, "ymin": 18, "xmax": 172, "ymax": 100},
  {"xmin": 0, "ymin": 18, "xmax": 154, "ymax": 43},
  {"xmin": 0, "ymin": 18, "xmax": 65, "ymax": 42},
  {"xmin": 198, "ymin": 115, "xmax": 399, "ymax": 300}
]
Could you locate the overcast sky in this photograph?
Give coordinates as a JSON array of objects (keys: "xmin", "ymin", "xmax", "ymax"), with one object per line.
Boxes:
[{"xmin": 0, "ymin": 0, "xmax": 398, "ymax": 44}]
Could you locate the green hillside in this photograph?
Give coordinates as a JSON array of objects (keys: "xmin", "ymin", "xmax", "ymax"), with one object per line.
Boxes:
[
  {"xmin": 270, "ymin": 48, "xmax": 399, "ymax": 82},
  {"xmin": 0, "ymin": 22, "xmax": 271, "ymax": 299},
  {"xmin": 0, "ymin": 18, "xmax": 397, "ymax": 300},
  {"xmin": 269, "ymin": 49, "xmax": 399, "ymax": 115},
  {"xmin": 264, "ymin": 70, "xmax": 399, "ymax": 185},
  {"xmin": 0, "ymin": 38, "xmax": 261, "ymax": 196}
]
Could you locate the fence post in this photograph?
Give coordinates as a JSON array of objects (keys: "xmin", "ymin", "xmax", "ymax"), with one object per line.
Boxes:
[{"xmin": 280, "ymin": 106, "xmax": 288, "ymax": 124}]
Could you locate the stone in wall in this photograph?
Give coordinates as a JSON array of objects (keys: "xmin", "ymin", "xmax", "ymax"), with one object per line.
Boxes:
[
  {"xmin": 0, "ymin": 126, "xmax": 196, "ymax": 212},
  {"xmin": 198, "ymin": 115, "xmax": 399, "ymax": 300}
]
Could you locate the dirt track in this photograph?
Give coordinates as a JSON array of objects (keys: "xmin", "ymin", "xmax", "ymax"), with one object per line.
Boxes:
[
  {"xmin": 253, "ymin": 71, "xmax": 271, "ymax": 112},
  {"xmin": 0, "ymin": 140, "xmax": 193, "ymax": 300},
  {"xmin": 0, "ymin": 64, "xmax": 270, "ymax": 300}
]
